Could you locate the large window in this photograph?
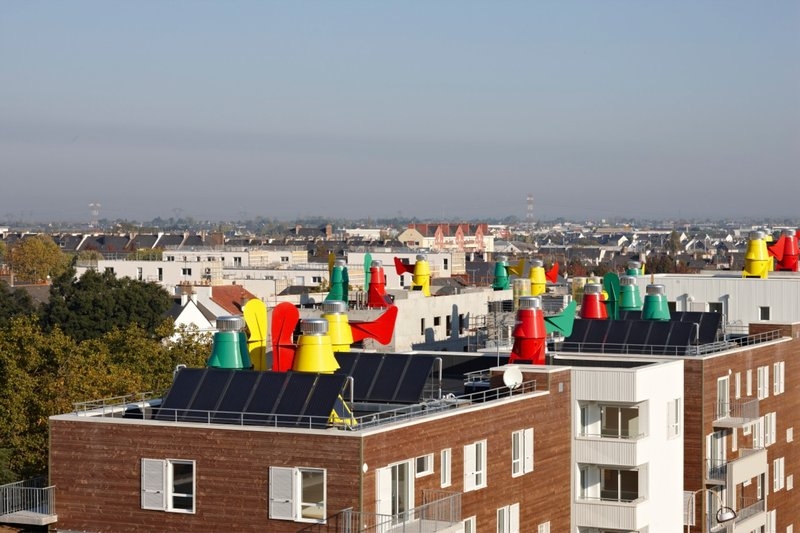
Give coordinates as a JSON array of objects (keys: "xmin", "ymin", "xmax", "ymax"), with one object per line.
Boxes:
[
  {"xmin": 511, "ymin": 428, "xmax": 534, "ymax": 477},
  {"xmin": 141, "ymin": 458, "xmax": 196, "ymax": 513},
  {"xmin": 580, "ymin": 465, "xmax": 642, "ymax": 502},
  {"xmin": 464, "ymin": 440, "xmax": 487, "ymax": 491},
  {"xmin": 580, "ymin": 403, "xmax": 642, "ymax": 439},
  {"xmin": 269, "ymin": 466, "xmax": 327, "ymax": 522},
  {"xmin": 376, "ymin": 461, "xmax": 413, "ymax": 526},
  {"xmin": 496, "ymin": 503, "xmax": 519, "ymax": 533}
]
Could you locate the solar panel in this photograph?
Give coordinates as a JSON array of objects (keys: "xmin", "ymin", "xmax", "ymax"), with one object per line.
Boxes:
[
  {"xmin": 620, "ymin": 310, "xmax": 642, "ymax": 321},
  {"xmin": 394, "ymin": 355, "xmax": 436, "ymax": 403},
  {"xmin": 665, "ymin": 322, "xmax": 696, "ymax": 355},
  {"xmin": 582, "ymin": 320, "xmax": 611, "ymax": 351},
  {"xmin": 697, "ymin": 313, "xmax": 722, "ymax": 343},
  {"xmin": 334, "ymin": 353, "xmax": 436, "ymax": 404},
  {"xmin": 646, "ymin": 321, "xmax": 672, "ymax": 354},
  {"xmin": 604, "ymin": 321, "xmax": 632, "ymax": 354},
  {"xmin": 561, "ymin": 319, "xmax": 591, "ymax": 351},
  {"xmin": 276, "ymin": 373, "xmax": 319, "ymax": 417},
  {"xmin": 156, "ymin": 368, "xmax": 206, "ymax": 422},
  {"xmin": 371, "ymin": 356, "xmax": 410, "ymax": 402},
  {"xmin": 212, "ymin": 371, "xmax": 262, "ymax": 424},
  {"xmin": 244, "ymin": 373, "xmax": 289, "ymax": 425},
  {"xmin": 185, "ymin": 368, "xmax": 235, "ymax": 422},
  {"xmin": 304, "ymin": 375, "xmax": 348, "ymax": 428},
  {"xmin": 625, "ymin": 320, "xmax": 652, "ymax": 352}
]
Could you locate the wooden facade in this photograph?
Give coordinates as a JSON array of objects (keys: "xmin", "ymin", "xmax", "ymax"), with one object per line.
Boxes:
[{"xmin": 49, "ymin": 367, "xmax": 571, "ymax": 533}]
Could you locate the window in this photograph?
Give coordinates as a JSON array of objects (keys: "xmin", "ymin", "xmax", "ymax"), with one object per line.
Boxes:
[
  {"xmin": 735, "ymin": 372, "xmax": 741, "ymax": 399},
  {"xmin": 757, "ymin": 366, "xmax": 770, "ymax": 400},
  {"xmin": 434, "ymin": 316, "xmax": 441, "ymax": 327},
  {"xmin": 788, "ymin": 427, "xmax": 794, "ymax": 443},
  {"xmin": 668, "ymin": 398, "xmax": 682, "ymax": 438},
  {"xmin": 376, "ymin": 461, "xmax": 413, "ymax": 526},
  {"xmin": 747, "ymin": 369, "xmax": 753, "ymax": 397},
  {"xmin": 496, "ymin": 503, "xmax": 519, "ymax": 533},
  {"xmin": 464, "ymin": 440, "xmax": 487, "ymax": 491},
  {"xmin": 787, "ymin": 474, "xmax": 794, "ymax": 491},
  {"xmin": 709, "ymin": 302, "xmax": 723, "ymax": 314},
  {"xmin": 580, "ymin": 465, "xmax": 641, "ymax": 502},
  {"xmin": 774, "ymin": 457, "xmax": 785, "ymax": 492},
  {"xmin": 767, "ymin": 509, "xmax": 776, "ymax": 533},
  {"xmin": 443, "ymin": 258, "xmax": 449, "ymax": 270},
  {"xmin": 269, "ymin": 466, "xmax": 326, "ymax": 522},
  {"xmin": 463, "ymin": 516, "xmax": 476, "ymax": 533},
  {"xmin": 234, "ymin": 256, "xmax": 242, "ymax": 267},
  {"xmin": 157, "ymin": 267, "xmax": 163, "ymax": 281},
  {"xmin": 774, "ymin": 361, "xmax": 785, "ymax": 395},
  {"xmin": 415, "ymin": 454, "xmax": 433, "ymax": 477},
  {"xmin": 312, "ymin": 276, "xmax": 322, "ymax": 283},
  {"xmin": 440, "ymin": 448, "xmax": 451, "ymax": 488},
  {"xmin": 765, "ymin": 412, "xmax": 777, "ymax": 446},
  {"xmin": 420, "ymin": 318, "xmax": 425, "ymax": 335},
  {"xmin": 537, "ymin": 522, "xmax": 550, "ymax": 533},
  {"xmin": 182, "ymin": 267, "xmax": 192, "ymax": 276},
  {"xmin": 141, "ymin": 458, "xmax": 195, "ymax": 513},
  {"xmin": 281, "ymin": 256, "xmax": 289, "ymax": 262},
  {"xmin": 511, "ymin": 428, "xmax": 534, "ymax": 477},
  {"xmin": 601, "ymin": 405, "xmax": 640, "ymax": 438},
  {"xmin": 136, "ymin": 267, "xmax": 143, "ymax": 281},
  {"xmin": 104, "ymin": 267, "xmax": 115, "ymax": 274},
  {"xmin": 759, "ymin": 306, "xmax": 771, "ymax": 320},
  {"xmin": 717, "ymin": 376, "xmax": 730, "ymax": 419},
  {"xmin": 458, "ymin": 314, "xmax": 464, "ymax": 334},
  {"xmin": 446, "ymin": 315, "xmax": 452, "ymax": 337}
]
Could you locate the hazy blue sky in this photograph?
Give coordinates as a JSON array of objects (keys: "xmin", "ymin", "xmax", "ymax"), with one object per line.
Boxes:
[{"xmin": 1, "ymin": 1, "xmax": 798, "ymax": 223}]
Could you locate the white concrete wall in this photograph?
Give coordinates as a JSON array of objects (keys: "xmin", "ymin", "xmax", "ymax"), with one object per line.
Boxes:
[
  {"xmin": 572, "ymin": 359, "xmax": 684, "ymax": 533},
  {"xmin": 637, "ymin": 273, "xmax": 800, "ymax": 326}
]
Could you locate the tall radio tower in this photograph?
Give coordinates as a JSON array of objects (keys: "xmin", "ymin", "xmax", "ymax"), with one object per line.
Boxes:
[{"xmin": 89, "ymin": 202, "xmax": 101, "ymax": 228}]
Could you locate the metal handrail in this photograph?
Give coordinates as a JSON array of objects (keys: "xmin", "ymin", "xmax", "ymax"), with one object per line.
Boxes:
[{"xmin": 0, "ymin": 478, "xmax": 55, "ymax": 518}]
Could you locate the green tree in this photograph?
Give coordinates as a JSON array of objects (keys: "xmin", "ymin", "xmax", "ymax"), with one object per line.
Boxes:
[
  {"xmin": 42, "ymin": 267, "xmax": 173, "ymax": 342},
  {"xmin": 7, "ymin": 234, "xmax": 70, "ymax": 283},
  {"xmin": 0, "ymin": 282, "xmax": 38, "ymax": 327}
]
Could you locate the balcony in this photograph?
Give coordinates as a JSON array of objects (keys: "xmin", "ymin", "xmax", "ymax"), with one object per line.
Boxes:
[
  {"xmin": 709, "ymin": 498, "xmax": 766, "ymax": 533},
  {"xmin": 297, "ymin": 490, "xmax": 462, "ymax": 533},
  {"xmin": 574, "ymin": 496, "xmax": 650, "ymax": 531},
  {"xmin": 575, "ymin": 430, "xmax": 648, "ymax": 467},
  {"xmin": 705, "ymin": 448, "xmax": 767, "ymax": 486},
  {"xmin": 0, "ymin": 477, "xmax": 57, "ymax": 526},
  {"xmin": 713, "ymin": 399, "xmax": 759, "ymax": 429}
]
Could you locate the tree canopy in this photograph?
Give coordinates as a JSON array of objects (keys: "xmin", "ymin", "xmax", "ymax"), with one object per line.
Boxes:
[
  {"xmin": 42, "ymin": 267, "xmax": 174, "ymax": 342},
  {"xmin": 7, "ymin": 234, "xmax": 70, "ymax": 283}
]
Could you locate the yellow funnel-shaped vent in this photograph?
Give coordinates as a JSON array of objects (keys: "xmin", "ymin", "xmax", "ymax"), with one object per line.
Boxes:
[
  {"xmin": 529, "ymin": 259, "xmax": 547, "ymax": 296},
  {"xmin": 292, "ymin": 319, "xmax": 340, "ymax": 374},
  {"xmin": 412, "ymin": 254, "xmax": 431, "ymax": 296},
  {"xmin": 743, "ymin": 230, "xmax": 770, "ymax": 279},
  {"xmin": 322, "ymin": 300, "xmax": 354, "ymax": 352}
]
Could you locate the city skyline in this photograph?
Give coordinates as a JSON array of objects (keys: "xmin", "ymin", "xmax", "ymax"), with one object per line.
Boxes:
[{"xmin": 1, "ymin": 1, "xmax": 798, "ymax": 223}]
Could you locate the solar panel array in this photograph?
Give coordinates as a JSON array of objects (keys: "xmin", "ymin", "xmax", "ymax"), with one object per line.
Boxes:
[
  {"xmin": 156, "ymin": 367, "xmax": 347, "ymax": 428},
  {"xmin": 561, "ymin": 311, "xmax": 722, "ymax": 355},
  {"xmin": 334, "ymin": 353, "xmax": 436, "ymax": 404}
]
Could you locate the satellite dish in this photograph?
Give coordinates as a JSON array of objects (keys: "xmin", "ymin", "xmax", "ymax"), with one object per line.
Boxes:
[{"xmin": 502, "ymin": 365, "xmax": 523, "ymax": 390}]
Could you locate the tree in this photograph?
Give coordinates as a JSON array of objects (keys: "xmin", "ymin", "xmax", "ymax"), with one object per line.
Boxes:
[
  {"xmin": 7, "ymin": 234, "xmax": 70, "ymax": 283},
  {"xmin": 0, "ymin": 281, "xmax": 38, "ymax": 327},
  {"xmin": 42, "ymin": 268, "xmax": 173, "ymax": 342}
]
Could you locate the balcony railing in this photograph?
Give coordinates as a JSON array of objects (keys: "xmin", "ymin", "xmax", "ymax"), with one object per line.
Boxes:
[
  {"xmin": 735, "ymin": 497, "xmax": 765, "ymax": 523},
  {"xmin": 0, "ymin": 477, "xmax": 57, "ymax": 526},
  {"xmin": 714, "ymin": 399, "xmax": 759, "ymax": 427},
  {"xmin": 706, "ymin": 458, "xmax": 727, "ymax": 483},
  {"xmin": 296, "ymin": 490, "xmax": 461, "ymax": 533}
]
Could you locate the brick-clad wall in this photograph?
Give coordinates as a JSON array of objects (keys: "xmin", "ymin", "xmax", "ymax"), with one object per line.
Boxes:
[
  {"xmin": 49, "ymin": 420, "xmax": 362, "ymax": 533},
  {"xmin": 362, "ymin": 368, "xmax": 572, "ymax": 532},
  {"xmin": 694, "ymin": 326, "xmax": 800, "ymax": 532}
]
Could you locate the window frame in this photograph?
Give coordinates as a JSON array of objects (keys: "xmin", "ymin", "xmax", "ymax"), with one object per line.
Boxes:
[
  {"xmin": 269, "ymin": 466, "xmax": 327, "ymax": 523},
  {"xmin": 141, "ymin": 458, "xmax": 196, "ymax": 514},
  {"xmin": 464, "ymin": 439, "xmax": 487, "ymax": 492},
  {"xmin": 511, "ymin": 428, "xmax": 534, "ymax": 477}
]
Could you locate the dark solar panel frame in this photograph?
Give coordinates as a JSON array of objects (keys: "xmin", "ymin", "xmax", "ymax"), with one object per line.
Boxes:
[
  {"xmin": 665, "ymin": 322, "xmax": 696, "ymax": 355},
  {"xmin": 697, "ymin": 313, "xmax": 722, "ymax": 344},
  {"xmin": 212, "ymin": 371, "xmax": 262, "ymax": 424},
  {"xmin": 371, "ymin": 356, "xmax": 410, "ymax": 402},
  {"xmin": 185, "ymin": 369, "xmax": 235, "ymax": 422},
  {"xmin": 244, "ymin": 373, "xmax": 290, "ymax": 425},
  {"xmin": 582, "ymin": 320, "xmax": 611, "ymax": 351},
  {"xmin": 603, "ymin": 321, "xmax": 632, "ymax": 354},
  {"xmin": 562, "ymin": 319, "xmax": 592, "ymax": 351},
  {"xmin": 304, "ymin": 375, "xmax": 348, "ymax": 428},
  {"xmin": 625, "ymin": 321, "xmax": 653, "ymax": 352},
  {"xmin": 394, "ymin": 355, "xmax": 436, "ymax": 403},
  {"xmin": 156, "ymin": 368, "xmax": 206, "ymax": 422},
  {"xmin": 646, "ymin": 321, "xmax": 672, "ymax": 354}
]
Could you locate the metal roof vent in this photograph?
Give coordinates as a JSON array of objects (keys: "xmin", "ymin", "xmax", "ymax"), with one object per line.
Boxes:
[
  {"xmin": 301, "ymin": 318, "xmax": 329, "ymax": 335},
  {"xmin": 216, "ymin": 315, "xmax": 244, "ymax": 332},
  {"xmin": 518, "ymin": 296, "xmax": 542, "ymax": 310},
  {"xmin": 416, "ymin": 254, "xmax": 427, "ymax": 261},
  {"xmin": 584, "ymin": 283, "xmax": 603, "ymax": 295},
  {"xmin": 371, "ymin": 259, "xmax": 383, "ymax": 268},
  {"xmin": 645, "ymin": 284, "xmax": 666, "ymax": 296},
  {"xmin": 322, "ymin": 300, "xmax": 347, "ymax": 314},
  {"xmin": 620, "ymin": 275, "xmax": 636, "ymax": 286},
  {"xmin": 334, "ymin": 259, "xmax": 346, "ymax": 268},
  {"xmin": 750, "ymin": 230, "xmax": 766, "ymax": 240},
  {"xmin": 531, "ymin": 259, "xmax": 543, "ymax": 268}
]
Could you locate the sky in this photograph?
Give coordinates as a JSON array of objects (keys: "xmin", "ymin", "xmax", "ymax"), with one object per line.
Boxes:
[{"xmin": 1, "ymin": 1, "xmax": 799, "ymax": 224}]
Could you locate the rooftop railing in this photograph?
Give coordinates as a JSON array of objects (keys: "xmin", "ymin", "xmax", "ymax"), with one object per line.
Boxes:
[{"xmin": 71, "ymin": 379, "xmax": 538, "ymax": 431}]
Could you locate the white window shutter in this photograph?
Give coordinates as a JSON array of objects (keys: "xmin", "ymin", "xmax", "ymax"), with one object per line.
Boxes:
[
  {"xmin": 509, "ymin": 502, "xmax": 520, "ymax": 533},
  {"xmin": 524, "ymin": 428, "xmax": 534, "ymax": 473},
  {"xmin": 464, "ymin": 443, "xmax": 476, "ymax": 491},
  {"xmin": 375, "ymin": 467, "xmax": 392, "ymax": 517},
  {"xmin": 141, "ymin": 458, "xmax": 166, "ymax": 510},
  {"xmin": 269, "ymin": 466, "xmax": 295, "ymax": 520}
]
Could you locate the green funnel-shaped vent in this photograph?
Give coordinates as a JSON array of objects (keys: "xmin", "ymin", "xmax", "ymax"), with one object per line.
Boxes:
[
  {"xmin": 641, "ymin": 284, "xmax": 670, "ymax": 320},
  {"xmin": 325, "ymin": 260, "xmax": 347, "ymax": 302},
  {"xmin": 619, "ymin": 275, "xmax": 642, "ymax": 311},
  {"xmin": 492, "ymin": 255, "xmax": 510, "ymax": 290},
  {"xmin": 208, "ymin": 316, "xmax": 250, "ymax": 369},
  {"xmin": 626, "ymin": 261, "xmax": 642, "ymax": 277}
]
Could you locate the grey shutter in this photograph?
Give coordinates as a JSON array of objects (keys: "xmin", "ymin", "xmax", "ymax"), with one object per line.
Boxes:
[
  {"xmin": 141, "ymin": 458, "xmax": 166, "ymax": 510},
  {"xmin": 269, "ymin": 466, "xmax": 295, "ymax": 520}
]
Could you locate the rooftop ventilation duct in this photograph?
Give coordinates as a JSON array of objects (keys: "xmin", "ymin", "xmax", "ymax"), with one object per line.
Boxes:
[
  {"xmin": 207, "ymin": 315, "xmax": 252, "ymax": 369},
  {"xmin": 642, "ymin": 284, "xmax": 670, "ymax": 320}
]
